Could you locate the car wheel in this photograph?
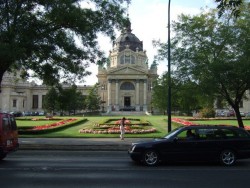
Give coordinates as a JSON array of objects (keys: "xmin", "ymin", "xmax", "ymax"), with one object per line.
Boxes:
[
  {"xmin": 220, "ymin": 150, "xmax": 236, "ymax": 166},
  {"xmin": 143, "ymin": 150, "xmax": 159, "ymax": 166}
]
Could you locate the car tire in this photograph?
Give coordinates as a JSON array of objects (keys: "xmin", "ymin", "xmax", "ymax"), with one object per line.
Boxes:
[
  {"xmin": 220, "ymin": 150, "xmax": 236, "ymax": 166},
  {"xmin": 143, "ymin": 150, "xmax": 159, "ymax": 166}
]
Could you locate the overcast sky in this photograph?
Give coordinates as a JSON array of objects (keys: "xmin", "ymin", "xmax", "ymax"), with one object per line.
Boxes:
[{"xmin": 82, "ymin": 0, "xmax": 217, "ymax": 85}]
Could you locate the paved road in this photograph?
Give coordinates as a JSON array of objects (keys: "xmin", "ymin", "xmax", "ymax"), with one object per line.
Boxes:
[
  {"xmin": 1, "ymin": 150, "xmax": 250, "ymax": 188},
  {"xmin": 18, "ymin": 137, "xmax": 149, "ymax": 150}
]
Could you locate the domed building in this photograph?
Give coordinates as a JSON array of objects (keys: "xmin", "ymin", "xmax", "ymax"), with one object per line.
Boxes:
[
  {"xmin": 0, "ymin": 20, "xmax": 158, "ymax": 115},
  {"xmin": 97, "ymin": 20, "xmax": 158, "ymax": 113}
]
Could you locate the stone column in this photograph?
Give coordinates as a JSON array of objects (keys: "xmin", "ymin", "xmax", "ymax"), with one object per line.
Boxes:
[
  {"xmin": 107, "ymin": 79, "xmax": 112, "ymax": 112},
  {"xmin": 143, "ymin": 80, "xmax": 147, "ymax": 111},
  {"xmin": 115, "ymin": 80, "xmax": 119, "ymax": 111},
  {"xmin": 38, "ymin": 94, "xmax": 43, "ymax": 110},
  {"xmin": 135, "ymin": 79, "xmax": 140, "ymax": 111}
]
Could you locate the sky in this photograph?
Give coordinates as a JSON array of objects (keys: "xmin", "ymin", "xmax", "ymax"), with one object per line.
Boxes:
[{"xmin": 81, "ymin": 0, "xmax": 217, "ymax": 85}]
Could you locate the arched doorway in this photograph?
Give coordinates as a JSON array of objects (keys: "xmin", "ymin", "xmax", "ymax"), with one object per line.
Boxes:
[{"xmin": 120, "ymin": 82, "xmax": 135, "ymax": 111}]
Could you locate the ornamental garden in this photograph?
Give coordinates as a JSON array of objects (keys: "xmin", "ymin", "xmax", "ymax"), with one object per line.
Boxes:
[{"xmin": 16, "ymin": 115, "xmax": 250, "ymax": 138}]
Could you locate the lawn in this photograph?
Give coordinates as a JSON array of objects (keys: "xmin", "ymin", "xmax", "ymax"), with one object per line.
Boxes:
[
  {"xmin": 17, "ymin": 116, "xmax": 170, "ymax": 138},
  {"xmin": 190, "ymin": 119, "xmax": 250, "ymax": 127},
  {"xmin": 16, "ymin": 116, "xmax": 250, "ymax": 138}
]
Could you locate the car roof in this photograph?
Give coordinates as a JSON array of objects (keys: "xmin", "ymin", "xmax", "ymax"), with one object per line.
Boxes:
[{"xmin": 181, "ymin": 125, "xmax": 242, "ymax": 130}]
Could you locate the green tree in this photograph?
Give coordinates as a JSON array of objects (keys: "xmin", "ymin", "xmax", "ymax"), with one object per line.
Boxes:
[
  {"xmin": 43, "ymin": 87, "xmax": 59, "ymax": 113},
  {"xmin": 56, "ymin": 85, "xmax": 86, "ymax": 115},
  {"xmin": 0, "ymin": 0, "xmax": 130, "ymax": 92},
  {"xmin": 154, "ymin": 3, "xmax": 250, "ymax": 128},
  {"xmin": 85, "ymin": 85, "xmax": 101, "ymax": 112},
  {"xmin": 215, "ymin": 0, "xmax": 244, "ymax": 17},
  {"xmin": 152, "ymin": 73, "xmax": 205, "ymax": 115}
]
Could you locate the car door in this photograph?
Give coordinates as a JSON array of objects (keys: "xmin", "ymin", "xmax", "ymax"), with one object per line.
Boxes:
[
  {"xmin": 157, "ymin": 128, "xmax": 199, "ymax": 162},
  {"xmin": 194, "ymin": 128, "xmax": 222, "ymax": 161}
]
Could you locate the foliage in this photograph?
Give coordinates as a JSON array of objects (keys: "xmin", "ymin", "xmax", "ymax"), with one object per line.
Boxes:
[
  {"xmin": 58, "ymin": 85, "xmax": 86, "ymax": 115},
  {"xmin": 0, "ymin": 0, "xmax": 130, "ymax": 91},
  {"xmin": 154, "ymin": 3, "xmax": 250, "ymax": 128},
  {"xmin": 215, "ymin": 0, "xmax": 244, "ymax": 17},
  {"xmin": 43, "ymin": 85, "xmax": 86, "ymax": 114},
  {"xmin": 85, "ymin": 84, "xmax": 101, "ymax": 112},
  {"xmin": 43, "ymin": 87, "xmax": 58, "ymax": 113},
  {"xmin": 152, "ymin": 73, "xmax": 209, "ymax": 115},
  {"xmin": 200, "ymin": 107, "xmax": 216, "ymax": 118}
]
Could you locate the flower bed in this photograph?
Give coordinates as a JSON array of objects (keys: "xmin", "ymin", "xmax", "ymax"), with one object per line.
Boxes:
[
  {"xmin": 18, "ymin": 118, "xmax": 86, "ymax": 134},
  {"xmin": 31, "ymin": 118, "xmax": 77, "ymax": 130},
  {"xmin": 79, "ymin": 126, "xmax": 157, "ymax": 134},
  {"xmin": 172, "ymin": 118, "xmax": 198, "ymax": 126},
  {"xmin": 79, "ymin": 118, "xmax": 157, "ymax": 134},
  {"xmin": 172, "ymin": 117, "xmax": 250, "ymax": 130}
]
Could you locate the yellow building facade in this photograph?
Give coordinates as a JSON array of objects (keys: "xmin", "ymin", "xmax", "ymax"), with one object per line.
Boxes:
[{"xmin": 97, "ymin": 21, "xmax": 158, "ymax": 113}]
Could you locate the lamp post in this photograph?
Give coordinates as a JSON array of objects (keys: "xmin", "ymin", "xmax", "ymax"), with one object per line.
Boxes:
[{"xmin": 167, "ymin": 0, "xmax": 172, "ymax": 132}]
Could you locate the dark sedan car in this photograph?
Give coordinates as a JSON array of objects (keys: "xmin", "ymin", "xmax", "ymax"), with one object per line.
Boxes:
[{"xmin": 128, "ymin": 125, "xmax": 250, "ymax": 166}]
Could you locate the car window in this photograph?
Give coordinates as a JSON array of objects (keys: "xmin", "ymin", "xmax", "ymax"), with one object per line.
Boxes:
[
  {"xmin": 10, "ymin": 116, "xmax": 17, "ymax": 130},
  {"xmin": 2, "ymin": 117, "xmax": 11, "ymax": 132},
  {"xmin": 219, "ymin": 129, "xmax": 236, "ymax": 138},
  {"xmin": 176, "ymin": 129, "xmax": 197, "ymax": 140},
  {"xmin": 196, "ymin": 129, "xmax": 216, "ymax": 140},
  {"xmin": 196, "ymin": 127, "xmax": 249, "ymax": 140},
  {"xmin": 164, "ymin": 127, "xmax": 181, "ymax": 139},
  {"xmin": 231, "ymin": 128, "xmax": 250, "ymax": 138}
]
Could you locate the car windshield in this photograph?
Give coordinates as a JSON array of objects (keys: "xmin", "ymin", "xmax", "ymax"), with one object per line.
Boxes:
[{"xmin": 164, "ymin": 127, "xmax": 182, "ymax": 139}]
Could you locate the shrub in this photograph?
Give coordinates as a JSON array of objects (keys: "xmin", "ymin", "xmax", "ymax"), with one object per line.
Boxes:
[{"xmin": 200, "ymin": 107, "xmax": 215, "ymax": 118}]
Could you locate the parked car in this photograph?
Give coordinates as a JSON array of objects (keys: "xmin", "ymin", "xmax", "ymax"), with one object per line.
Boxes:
[
  {"xmin": 240, "ymin": 111, "xmax": 245, "ymax": 117},
  {"xmin": 0, "ymin": 113, "xmax": 19, "ymax": 160},
  {"xmin": 128, "ymin": 125, "xmax": 250, "ymax": 166},
  {"xmin": 9, "ymin": 111, "xmax": 23, "ymax": 117}
]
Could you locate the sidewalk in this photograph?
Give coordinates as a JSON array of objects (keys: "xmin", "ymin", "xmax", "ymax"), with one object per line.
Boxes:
[{"xmin": 19, "ymin": 138, "xmax": 152, "ymax": 151}]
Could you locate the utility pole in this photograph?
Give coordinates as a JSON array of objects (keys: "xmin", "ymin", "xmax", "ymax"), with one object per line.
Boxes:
[{"xmin": 167, "ymin": 0, "xmax": 172, "ymax": 132}]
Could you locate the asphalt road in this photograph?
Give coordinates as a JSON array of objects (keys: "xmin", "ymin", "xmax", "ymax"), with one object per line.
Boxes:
[{"xmin": 1, "ymin": 150, "xmax": 250, "ymax": 188}]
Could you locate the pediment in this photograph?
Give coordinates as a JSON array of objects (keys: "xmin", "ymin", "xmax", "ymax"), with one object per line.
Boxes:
[{"xmin": 108, "ymin": 66, "xmax": 148, "ymax": 75}]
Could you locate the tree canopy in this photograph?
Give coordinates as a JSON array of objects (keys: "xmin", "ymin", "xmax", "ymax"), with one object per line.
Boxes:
[
  {"xmin": 154, "ymin": 2, "xmax": 250, "ymax": 128},
  {"xmin": 215, "ymin": 0, "xmax": 244, "ymax": 17},
  {"xmin": 0, "ymin": 0, "xmax": 130, "ymax": 91}
]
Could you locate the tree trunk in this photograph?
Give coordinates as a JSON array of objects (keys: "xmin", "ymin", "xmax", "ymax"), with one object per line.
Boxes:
[
  {"xmin": 233, "ymin": 107, "xmax": 245, "ymax": 128},
  {"xmin": 0, "ymin": 70, "xmax": 4, "ymax": 93}
]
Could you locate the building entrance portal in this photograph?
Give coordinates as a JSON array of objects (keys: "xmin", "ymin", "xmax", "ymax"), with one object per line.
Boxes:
[
  {"xmin": 124, "ymin": 96, "xmax": 130, "ymax": 107},
  {"xmin": 122, "ymin": 96, "xmax": 135, "ymax": 111}
]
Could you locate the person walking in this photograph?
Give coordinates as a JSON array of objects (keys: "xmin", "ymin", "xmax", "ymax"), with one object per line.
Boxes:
[{"xmin": 120, "ymin": 117, "xmax": 126, "ymax": 140}]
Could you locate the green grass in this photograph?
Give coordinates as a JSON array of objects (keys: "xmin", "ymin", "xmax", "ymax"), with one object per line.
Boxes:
[
  {"xmin": 17, "ymin": 120, "xmax": 60, "ymax": 127},
  {"xmin": 190, "ymin": 119, "xmax": 250, "ymax": 127},
  {"xmin": 16, "ymin": 115, "xmax": 250, "ymax": 138},
  {"xmin": 17, "ymin": 115, "xmax": 169, "ymax": 138}
]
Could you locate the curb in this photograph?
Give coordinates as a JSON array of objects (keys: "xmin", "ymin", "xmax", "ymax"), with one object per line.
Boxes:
[{"xmin": 19, "ymin": 144, "xmax": 130, "ymax": 151}]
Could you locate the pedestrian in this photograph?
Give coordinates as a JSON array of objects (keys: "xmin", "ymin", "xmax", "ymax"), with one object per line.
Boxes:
[{"xmin": 120, "ymin": 117, "xmax": 126, "ymax": 140}]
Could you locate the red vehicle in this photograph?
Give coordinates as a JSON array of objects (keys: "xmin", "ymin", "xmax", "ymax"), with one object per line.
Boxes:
[{"xmin": 0, "ymin": 113, "xmax": 19, "ymax": 160}]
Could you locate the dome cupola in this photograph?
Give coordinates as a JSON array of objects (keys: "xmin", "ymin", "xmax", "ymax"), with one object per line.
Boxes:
[{"xmin": 114, "ymin": 19, "xmax": 143, "ymax": 52}]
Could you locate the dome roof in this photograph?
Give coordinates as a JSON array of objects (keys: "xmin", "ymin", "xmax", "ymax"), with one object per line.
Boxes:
[{"xmin": 114, "ymin": 20, "xmax": 143, "ymax": 52}]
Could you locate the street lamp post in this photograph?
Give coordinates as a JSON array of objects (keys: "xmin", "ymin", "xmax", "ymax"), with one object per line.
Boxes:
[{"xmin": 167, "ymin": 0, "xmax": 172, "ymax": 132}]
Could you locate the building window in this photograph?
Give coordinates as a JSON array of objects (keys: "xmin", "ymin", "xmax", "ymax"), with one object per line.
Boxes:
[
  {"xmin": 120, "ymin": 54, "xmax": 135, "ymax": 64},
  {"xmin": 120, "ymin": 82, "xmax": 135, "ymax": 90},
  {"xmin": 32, "ymin": 95, "xmax": 38, "ymax": 109},
  {"xmin": 13, "ymin": 99, "xmax": 17, "ymax": 108}
]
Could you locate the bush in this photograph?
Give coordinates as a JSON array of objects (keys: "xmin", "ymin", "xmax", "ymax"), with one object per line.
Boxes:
[{"xmin": 200, "ymin": 107, "xmax": 215, "ymax": 118}]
